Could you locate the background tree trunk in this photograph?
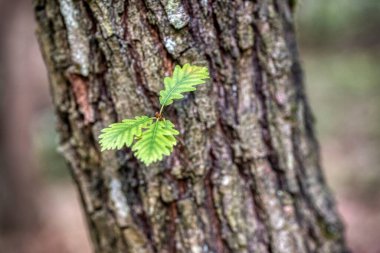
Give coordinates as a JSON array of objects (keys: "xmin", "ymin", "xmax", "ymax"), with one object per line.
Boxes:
[
  {"xmin": 0, "ymin": 0, "xmax": 41, "ymax": 240},
  {"xmin": 34, "ymin": 0, "xmax": 348, "ymax": 252}
]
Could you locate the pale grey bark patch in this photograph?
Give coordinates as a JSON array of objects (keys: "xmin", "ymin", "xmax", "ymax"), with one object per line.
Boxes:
[
  {"xmin": 109, "ymin": 177, "xmax": 130, "ymax": 224},
  {"xmin": 162, "ymin": 0, "xmax": 190, "ymax": 30},
  {"xmin": 58, "ymin": 0, "xmax": 89, "ymax": 76}
]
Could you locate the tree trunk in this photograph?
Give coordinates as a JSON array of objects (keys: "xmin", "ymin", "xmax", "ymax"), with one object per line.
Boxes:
[
  {"xmin": 34, "ymin": 1, "xmax": 348, "ymax": 252},
  {"xmin": 0, "ymin": 0, "xmax": 41, "ymax": 239}
]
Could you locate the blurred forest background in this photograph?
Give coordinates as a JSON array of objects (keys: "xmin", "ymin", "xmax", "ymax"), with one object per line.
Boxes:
[{"xmin": 0, "ymin": 0, "xmax": 379, "ymax": 252}]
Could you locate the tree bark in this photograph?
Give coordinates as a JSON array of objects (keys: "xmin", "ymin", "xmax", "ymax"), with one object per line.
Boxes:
[{"xmin": 34, "ymin": 0, "xmax": 348, "ymax": 252}]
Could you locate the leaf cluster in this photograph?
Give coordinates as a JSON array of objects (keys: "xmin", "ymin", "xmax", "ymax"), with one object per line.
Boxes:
[{"xmin": 99, "ymin": 64, "xmax": 209, "ymax": 165}]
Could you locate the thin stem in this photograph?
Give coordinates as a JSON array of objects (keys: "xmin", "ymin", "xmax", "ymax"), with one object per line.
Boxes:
[{"xmin": 159, "ymin": 105, "xmax": 165, "ymax": 115}]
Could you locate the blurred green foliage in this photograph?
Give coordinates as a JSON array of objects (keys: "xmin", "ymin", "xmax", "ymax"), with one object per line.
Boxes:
[
  {"xmin": 304, "ymin": 52, "xmax": 380, "ymax": 138},
  {"xmin": 297, "ymin": 0, "xmax": 380, "ymax": 49},
  {"xmin": 297, "ymin": 1, "xmax": 380, "ymax": 200}
]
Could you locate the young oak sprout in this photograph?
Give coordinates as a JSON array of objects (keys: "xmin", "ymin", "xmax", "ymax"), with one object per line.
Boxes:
[{"xmin": 98, "ymin": 64, "xmax": 210, "ymax": 165}]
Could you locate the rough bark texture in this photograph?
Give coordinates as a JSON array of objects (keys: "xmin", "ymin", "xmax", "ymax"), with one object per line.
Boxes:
[{"xmin": 34, "ymin": 1, "xmax": 348, "ymax": 252}]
